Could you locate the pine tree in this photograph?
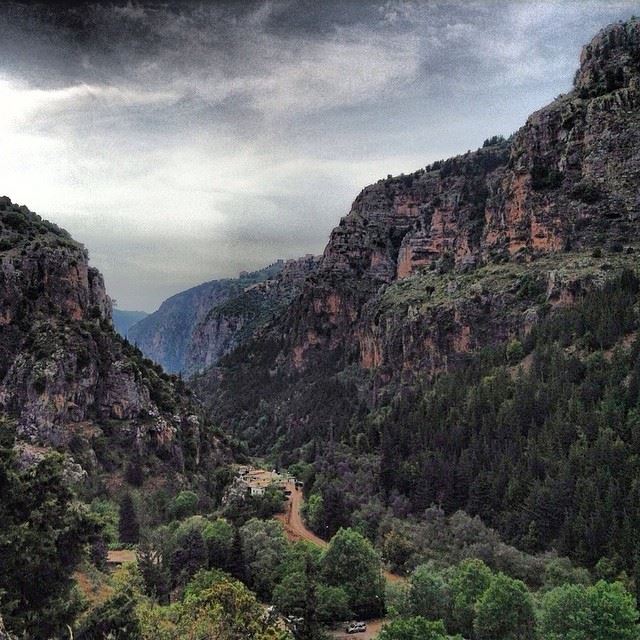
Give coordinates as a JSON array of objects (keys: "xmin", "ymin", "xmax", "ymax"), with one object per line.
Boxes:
[
  {"xmin": 119, "ymin": 493, "xmax": 140, "ymax": 544},
  {"xmin": 228, "ymin": 528, "xmax": 246, "ymax": 582}
]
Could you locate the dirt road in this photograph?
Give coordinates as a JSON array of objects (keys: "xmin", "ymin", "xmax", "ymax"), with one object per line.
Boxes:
[
  {"xmin": 276, "ymin": 479, "xmax": 328, "ymax": 548},
  {"xmin": 275, "ymin": 479, "xmax": 404, "ymax": 588}
]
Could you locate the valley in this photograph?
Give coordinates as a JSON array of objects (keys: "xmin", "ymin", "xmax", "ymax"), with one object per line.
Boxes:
[{"xmin": 3, "ymin": 9, "xmax": 640, "ymax": 640}]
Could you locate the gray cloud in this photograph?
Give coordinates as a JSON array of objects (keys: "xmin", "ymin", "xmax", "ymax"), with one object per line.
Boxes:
[{"xmin": 0, "ymin": 0, "xmax": 637, "ymax": 310}]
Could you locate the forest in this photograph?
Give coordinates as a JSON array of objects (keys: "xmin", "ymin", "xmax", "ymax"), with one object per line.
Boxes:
[{"xmin": 292, "ymin": 270, "xmax": 640, "ymax": 578}]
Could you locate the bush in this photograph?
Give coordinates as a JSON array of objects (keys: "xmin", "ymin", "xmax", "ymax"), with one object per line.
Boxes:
[
  {"xmin": 76, "ymin": 588, "xmax": 141, "ymax": 640},
  {"xmin": 506, "ymin": 339, "xmax": 525, "ymax": 365},
  {"xmin": 531, "ymin": 165, "xmax": 563, "ymax": 190},
  {"xmin": 378, "ymin": 617, "xmax": 454, "ymax": 640},
  {"xmin": 171, "ymin": 491, "xmax": 199, "ymax": 520}
]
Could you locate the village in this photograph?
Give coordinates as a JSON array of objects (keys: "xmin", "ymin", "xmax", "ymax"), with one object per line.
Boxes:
[{"xmin": 225, "ymin": 464, "xmax": 302, "ymax": 501}]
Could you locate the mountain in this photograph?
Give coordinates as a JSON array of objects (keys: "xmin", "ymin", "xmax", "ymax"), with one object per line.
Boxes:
[
  {"xmin": 195, "ymin": 19, "xmax": 640, "ymax": 567},
  {"xmin": 0, "ymin": 195, "xmax": 226, "ymax": 486},
  {"xmin": 129, "ymin": 255, "xmax": 320, "ymax": 375},
  {"xmin": 112, "ymin": 308, "xmax": 148, "ymax": 338}
]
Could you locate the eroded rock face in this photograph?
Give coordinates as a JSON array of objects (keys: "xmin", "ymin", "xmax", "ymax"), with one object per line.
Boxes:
[
  {"xmin": 0, "ymin": 197, "xmax": 224, "ymax": 481},
  {"xmin": 129, "ymin": 260, "xmax": 291, "ymax": 373},
  {"xmin": 275, "ymin": 19, "xmax": 640, "ymax": 377},
  {"xmin": 202, "ymin": 19, "xmax": 640, "ymax": 442}
]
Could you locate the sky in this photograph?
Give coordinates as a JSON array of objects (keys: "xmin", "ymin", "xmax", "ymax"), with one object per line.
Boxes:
[{"xmin": 0, "ymin": 1, "xmax": 638, "ymax": 311}]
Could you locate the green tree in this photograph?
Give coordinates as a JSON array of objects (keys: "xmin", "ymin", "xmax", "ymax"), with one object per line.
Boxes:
[
  {"xmin": 119, "ymin": 493, "xmax": 140, "ymax": 544},
  {"xmin": 542, "ymin": 558, "xmax": 591, "ymax": 591},
  {"xmin": 321, "ymin": 528, "xmax": 385, "ymax": 618},
  {"xmin": 378, "ymin": 616, "xmax": 456, "ymax": 640},
  {"xmin": 170, "ymin": 527, "xmax": 208, "ymax": 587},
  {"xmin": 90, "ymin": 498, "xmax": 119, "ymax": 543},
  {"xmin": 474, "ymin": 573, "xmax": 535, "ymax": 640},
  {"xmin": 137, "ymin": 537, "xmax": 170, "ymax": 603},
  {"xmin": 76, "ymin": 587, "xmax": 142, "ymax": 640},
  {"xmin": 447, "ymin": 558, "xmax": 493, "ymax": 637},
  {"xmin": 539, "ymin": 580, "xmax": 639, "ymax": 640},
  {"xmin": 273, "ymin": 572, "xmax": 306, "ymax": 618},
  {"xmin": 382, "ymin": 529, "xmax": 418, "ymax": 574},
  {"xmin": 240, "ymin": 518, "xmax": 290, "ymax": 599},
  {"xmin": 177, "ymin": 575, "xmax": 290, "ymax": 640},
  {"xmin": 299, "ymin": 554, "xmax": 322, "ymax": 640},
  {"xmin": 171, "ymin": 490, "xmax": 199, "ymax": 520},
  {"xmin": 202, "ymin": 517, "xmax": 234, "ymax": 570},
  {"xmin": 408, "ymin": 563, "xmax": 449, "ymax": 621},
  {"xmin": 0, "ymin": 441, "xmax": 99, "ymax": 638},
  {"xmin": 317, "ymin": 584, "xmax": 351, "ymax": 625},
  {"xmin": 303, "ymin": 493, "xmax": 324, "ymax": 532},
  {"xmin": 506, "ymin": 339, "xmax": 525, "ymax": 365}
]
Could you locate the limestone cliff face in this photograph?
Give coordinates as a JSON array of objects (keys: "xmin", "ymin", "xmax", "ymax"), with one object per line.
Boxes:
[
  {"xmin": 131, "ymin": 256, "xmax": 321, "ymax": 376},
  {"xmin": 278, "ymin": 19, "xmax": 640, "ymax": 378},
  {"xmin": 0, "ymin": 197, "xmax": 224, "ymax": 481},
  {"xmin": 203, "ymin": 19, "xmax": 640, "ymax": 442}
]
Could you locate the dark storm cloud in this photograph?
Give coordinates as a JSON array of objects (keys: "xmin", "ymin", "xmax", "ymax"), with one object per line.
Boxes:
[{"xmin": 0, "ymin": 0, "xmax": 637, "ymax": 310}]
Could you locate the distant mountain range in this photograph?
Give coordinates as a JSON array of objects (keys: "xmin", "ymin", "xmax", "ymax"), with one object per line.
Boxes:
[
  {"xmin": 127, "ymin": 256, "xmax": 320, "ymax": 375},
  {"xmin": 112, "ymin": 308, "xmax": 148, "ymax": 338}
]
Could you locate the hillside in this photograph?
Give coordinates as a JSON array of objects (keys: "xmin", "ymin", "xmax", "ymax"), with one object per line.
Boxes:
[
  {"xmin": 0, "ymin": 195, "xmax": 227, "ymax": 487},
  {"xmin": 194, "ymin": 19, "xmax": 640, "ymax": 571}
]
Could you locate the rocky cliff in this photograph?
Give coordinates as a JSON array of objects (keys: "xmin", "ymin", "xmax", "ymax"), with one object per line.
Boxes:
[
  {"xmin": 201, "ymin": 19, "xmax": 640, "ymax": 447},
  {"xmin": 184, "ymin": 254, "xmax": 321, "ymax": 375},
  {"xmin": 0, "ymin": 197, "xmax": 225, "ymax": 485}
]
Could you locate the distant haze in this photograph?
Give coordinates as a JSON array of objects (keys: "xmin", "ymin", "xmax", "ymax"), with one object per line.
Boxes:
[{"xmin": 0, "ymin": 0, "xmax": 636, "ymax": 311}]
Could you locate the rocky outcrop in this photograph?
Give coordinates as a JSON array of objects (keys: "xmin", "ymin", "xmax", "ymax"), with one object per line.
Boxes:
[
  {"xmin": 0, "ymin": 197, "xmax": 226, "ymax": 482},
  {"xmin": 202, "ymin": 19, "xmax": 640, "ymax": 447},
  {"xmin": 130, "ymin": 255, "xmax": 321, "ymax": 376}
]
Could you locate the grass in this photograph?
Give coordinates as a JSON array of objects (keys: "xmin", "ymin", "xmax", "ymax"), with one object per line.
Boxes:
[{"xmin": 376, "ymin": 248, "xmax": 640, "ymax": 316}]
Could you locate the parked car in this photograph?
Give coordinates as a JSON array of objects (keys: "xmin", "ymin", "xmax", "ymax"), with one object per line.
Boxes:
[{"xmin": 345, "ymin": 621, "xmax": 367, "ymax": 634}]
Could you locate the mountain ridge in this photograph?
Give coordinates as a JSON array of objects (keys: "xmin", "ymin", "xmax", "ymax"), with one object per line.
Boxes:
[
  {"xmin": 0, "ymin": 195, "xmax": 227, "ymax": 489},
  {"xmin": 129, "ymin": 256, "xmax": 321, "ymax": 374},
  {"xmin": 204, "ymin": 18, "xmax": 640, "ymax": 387}
]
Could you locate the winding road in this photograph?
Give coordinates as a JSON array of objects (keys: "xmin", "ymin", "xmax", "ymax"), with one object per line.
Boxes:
[
  {"xmin": 275, "ymin": 479, "xmax": 328, "ymax": 547},
  {"xmin": 275, "ymin": 480, "xmax": 404, "ymax": 582}
]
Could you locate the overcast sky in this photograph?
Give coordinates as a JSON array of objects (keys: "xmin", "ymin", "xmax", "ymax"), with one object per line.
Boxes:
[{"xmin": 0, "ymin": 1, "xmax": 637, "ymax": 311}]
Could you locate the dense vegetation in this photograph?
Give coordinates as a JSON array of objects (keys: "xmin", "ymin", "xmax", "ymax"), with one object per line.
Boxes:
[
  {"xmin": 375, "ymin": 270, "xmax": 640, "ymax": 569},
  {"xmin": 253, "ymin": 269, "xmax": 640, "ymax": 586},
  {"xmin": 380, "ymin": 558, "xmax": 639, "ymax": 640},
  {"xmin": 0, "ymin": 427, "xmax": 100, "ymax": 637}
]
